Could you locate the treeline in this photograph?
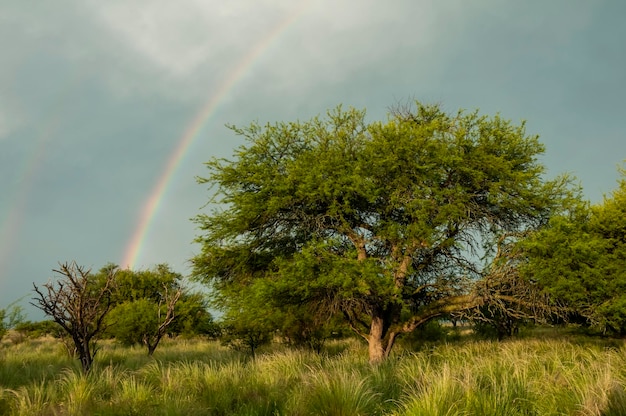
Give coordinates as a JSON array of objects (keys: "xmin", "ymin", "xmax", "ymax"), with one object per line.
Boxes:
[
  {"xmin": 188, "ymin": 101, "xmax": 626, "ymax": 363},
  {"xmin": 1, "ymin": 263, "xmax": 220, "ymax": 371},
  {"xmin": 2, "ymin": 101, "xmax": 624, "ymax": 371}
]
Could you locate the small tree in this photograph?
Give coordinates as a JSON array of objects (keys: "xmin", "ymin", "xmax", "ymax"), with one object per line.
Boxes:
[
  {"xmin": 0, "ymin": 303, "xmax": 27, "ymax": 343},
  {"xmin": 103, "ymin": 265, "xmax": 184, "ymax": 355},
  {"xmin": 217, "ymin": 286, "xmax": 274, "ymax": 359},
  {"xmin": 32, "ymin": 261, "xmax": 115, "ymax": 373},
  {"xmin": 221, "ymin": 321, "xmax": 273, "ymax": 359},
  {"xmin": 144, "ymin": 286, "xmax": 181, "ymax": 355}
]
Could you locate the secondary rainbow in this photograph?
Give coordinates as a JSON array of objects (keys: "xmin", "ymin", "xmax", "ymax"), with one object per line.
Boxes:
[
  {"xmin": 0, "ymin": 73, "xmax": 84, "ymax": 280},
  {"xmin": 121, "ymin": 1, "xmax": 311, "ymax": 269}
]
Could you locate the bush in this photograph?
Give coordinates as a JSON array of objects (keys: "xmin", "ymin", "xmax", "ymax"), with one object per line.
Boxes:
[
  {"xmin": 106, "ymin": 300, "xmax": 160, "ymax": 347},
  {"xmin": 399, "ymin": 320, "xmax": 451, "ymax": 350},
  {"xmin": 13, "ymin": 320, "xmax": 61, "ymax": 339},
  {"xmin": 220, "ymin": 324, "xmax": 273, "ymax": 358}
]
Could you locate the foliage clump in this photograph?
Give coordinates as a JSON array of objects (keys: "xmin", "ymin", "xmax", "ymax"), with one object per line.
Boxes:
[
  {"xmin": 522, "ymin": 166, "xmax": 626, "ymax": 335},
  {"xmin": 102, "ymin": 264, "xmax": 216, "ymax": 355}
]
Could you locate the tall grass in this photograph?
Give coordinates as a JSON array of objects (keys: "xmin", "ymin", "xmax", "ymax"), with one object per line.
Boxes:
[
  {"xmin": 0, "ymin": 334, "xmax": 625, "ymax": 415},
  {"xmin": 394, "ymin": 339, "xmax": 626, "ymax": 416}
]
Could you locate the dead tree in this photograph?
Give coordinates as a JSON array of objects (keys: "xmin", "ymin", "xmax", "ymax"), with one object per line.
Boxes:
[{"xmin": 32, "ymin": 261, "xmax": 116, "ymax": 373}]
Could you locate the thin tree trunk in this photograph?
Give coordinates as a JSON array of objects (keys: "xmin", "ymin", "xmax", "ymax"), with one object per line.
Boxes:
[
  {"xmin": 147, "ymin": 340, "xmax": 158, "ymax": 356},
  {"xmin": 146, "ymin": 334, "xmax": 165, "ymax": 356},
  {"xmin": 384, "ymin": 331, "xmax": 398, "ymax": 357}
]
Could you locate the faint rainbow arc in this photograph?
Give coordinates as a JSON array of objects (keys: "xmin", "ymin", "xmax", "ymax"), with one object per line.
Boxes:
[
  {"xmin": 0, "ymin": 72, "xmax": 84, "ymax": 279},
  {"xmin": 121, "ymin": 2, "xmax": 310, "ymax": 269},
  {"xmin": 0, "ymin": 140, "xmax": 48, "ymax": 276}
]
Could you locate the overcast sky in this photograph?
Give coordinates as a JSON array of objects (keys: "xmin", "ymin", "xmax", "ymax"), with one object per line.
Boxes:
[{"xmin": 1, "ymin": 1, "xmax": 625, "ymax": 318}]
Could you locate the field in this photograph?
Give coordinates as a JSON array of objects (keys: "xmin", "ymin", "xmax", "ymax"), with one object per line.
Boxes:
[{"xmin": 1, "ymin": 329, "xmax": 626, "ymax": 415}]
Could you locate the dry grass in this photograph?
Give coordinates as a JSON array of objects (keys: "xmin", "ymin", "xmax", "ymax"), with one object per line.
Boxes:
[{"xmin": 0, "ymin": 333, "xmax": 625, "ymax": 415}]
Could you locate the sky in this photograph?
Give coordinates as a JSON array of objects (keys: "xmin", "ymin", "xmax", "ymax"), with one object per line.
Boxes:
[{"xmin": 1, "ymin": 0, "xmax": 625, "ymax": 318}]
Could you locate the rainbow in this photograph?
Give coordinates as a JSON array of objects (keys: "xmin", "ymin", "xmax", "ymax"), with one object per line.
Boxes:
[
  {"xmin": 121, "ymin": 1, "xmax": 311, "ymax": 269},
  {"xmin": 0, "ymin": 144, "xmax": 44, "ymax": 278}
]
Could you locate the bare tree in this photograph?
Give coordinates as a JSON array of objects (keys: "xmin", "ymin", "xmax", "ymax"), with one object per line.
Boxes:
[{"xmin": 32, "ymin": 261, "xmax": 116, "ymax": 373}]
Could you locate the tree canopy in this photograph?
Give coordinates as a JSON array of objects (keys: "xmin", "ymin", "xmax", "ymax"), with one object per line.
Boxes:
[
  {"xmin": 100, "ymin": 264, "xmax": 213, "ymax": 354},
  {"xmin": 192, "ymin": 102, "xmax": 574, "ymax": 362},
  {"xmin": 522, "ymin": 167, "xmax": 626, "ymax": 334}
]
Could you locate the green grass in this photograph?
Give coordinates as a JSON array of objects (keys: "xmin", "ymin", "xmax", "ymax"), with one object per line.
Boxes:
[{"xmin": 1, "ymin": 333, "xmax": 626, "ymax": 415}]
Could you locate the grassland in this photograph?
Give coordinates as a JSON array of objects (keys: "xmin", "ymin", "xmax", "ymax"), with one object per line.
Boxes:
[{"xmin": 1, "ymin": 329, "xmax": 625, "ymax": 415}]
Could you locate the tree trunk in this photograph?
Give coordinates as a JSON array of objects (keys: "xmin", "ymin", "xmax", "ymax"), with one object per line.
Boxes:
[
  {"xmin": 147, "ymin": 339, "xmax": 158, "ymax": 356},
  {"xmin": 144, "ymin": 333, "xmax": 163, "ymax": 356},
  {"xmin": 77, "ymin": 339, "xmax": 93, "ymax": 373},
  {"xmin": 368, "ymin": 313, "xmax": 386, "ymax": 363},
  {"xmin": 367, "ymin": 302, "xmax": 403, "ymax": 363}
]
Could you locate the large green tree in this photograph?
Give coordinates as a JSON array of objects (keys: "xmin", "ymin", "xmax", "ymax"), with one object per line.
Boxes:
[
  {"xmin": 192, "ymin": 103, "xmax": 573, "ymax": 362},
  {"xmin": 522, "ymin": 168, "xmax": 626, "ymax": 334}
]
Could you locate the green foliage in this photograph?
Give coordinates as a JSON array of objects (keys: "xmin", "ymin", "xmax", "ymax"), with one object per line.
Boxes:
[
  {"xmin": 101, "ymin": 264, "xmax": 214, "ymax": 351},
  {"xmin": 217, "ymin": 285, "xmax": 275, "ymax": 358},
  {"xmin": 215, "ymin": 270, "xmax": 347, "ymax": 355},
  {"xmin": 168, "ymin": 292, "xmax": 220, "ymax": 338},
  {"xmin": 522, "ymin": 167, "xmax": 626, "ymax": 335},
  {"xmin": 105, "ymin": 263, "xmax": 180, "ymax": 304},
  {"xmin": 397, "ymin": 320, "xmax": 451, "ymax": 350},
  {"xmin": 0, "ymin": 304, "xmax": 27, "ymax": 342},
  {"xmin": 277, "ymin": 305, "xmax": 348, "ymax": 352},
  {"xmin": 192, "ymin": 102, "xmax": 574, "ymax": 361},
  {"xmin": 471, "ymin": 312, "xmax": 520, "ymax": 340},
  {"xmin": 107, "ymin": 299, "xmax": 160, "ymax": 346},
  {"xmin": 13, "ymin": 320, "xmax": 62, "ymax": 339},
  {"xmin": 5, "ymin": 305, "xmax": 26, "ymax": 330},
  {"xmin": 220, "ymin": 323, "xmax": 273, "ymax": 359}
]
